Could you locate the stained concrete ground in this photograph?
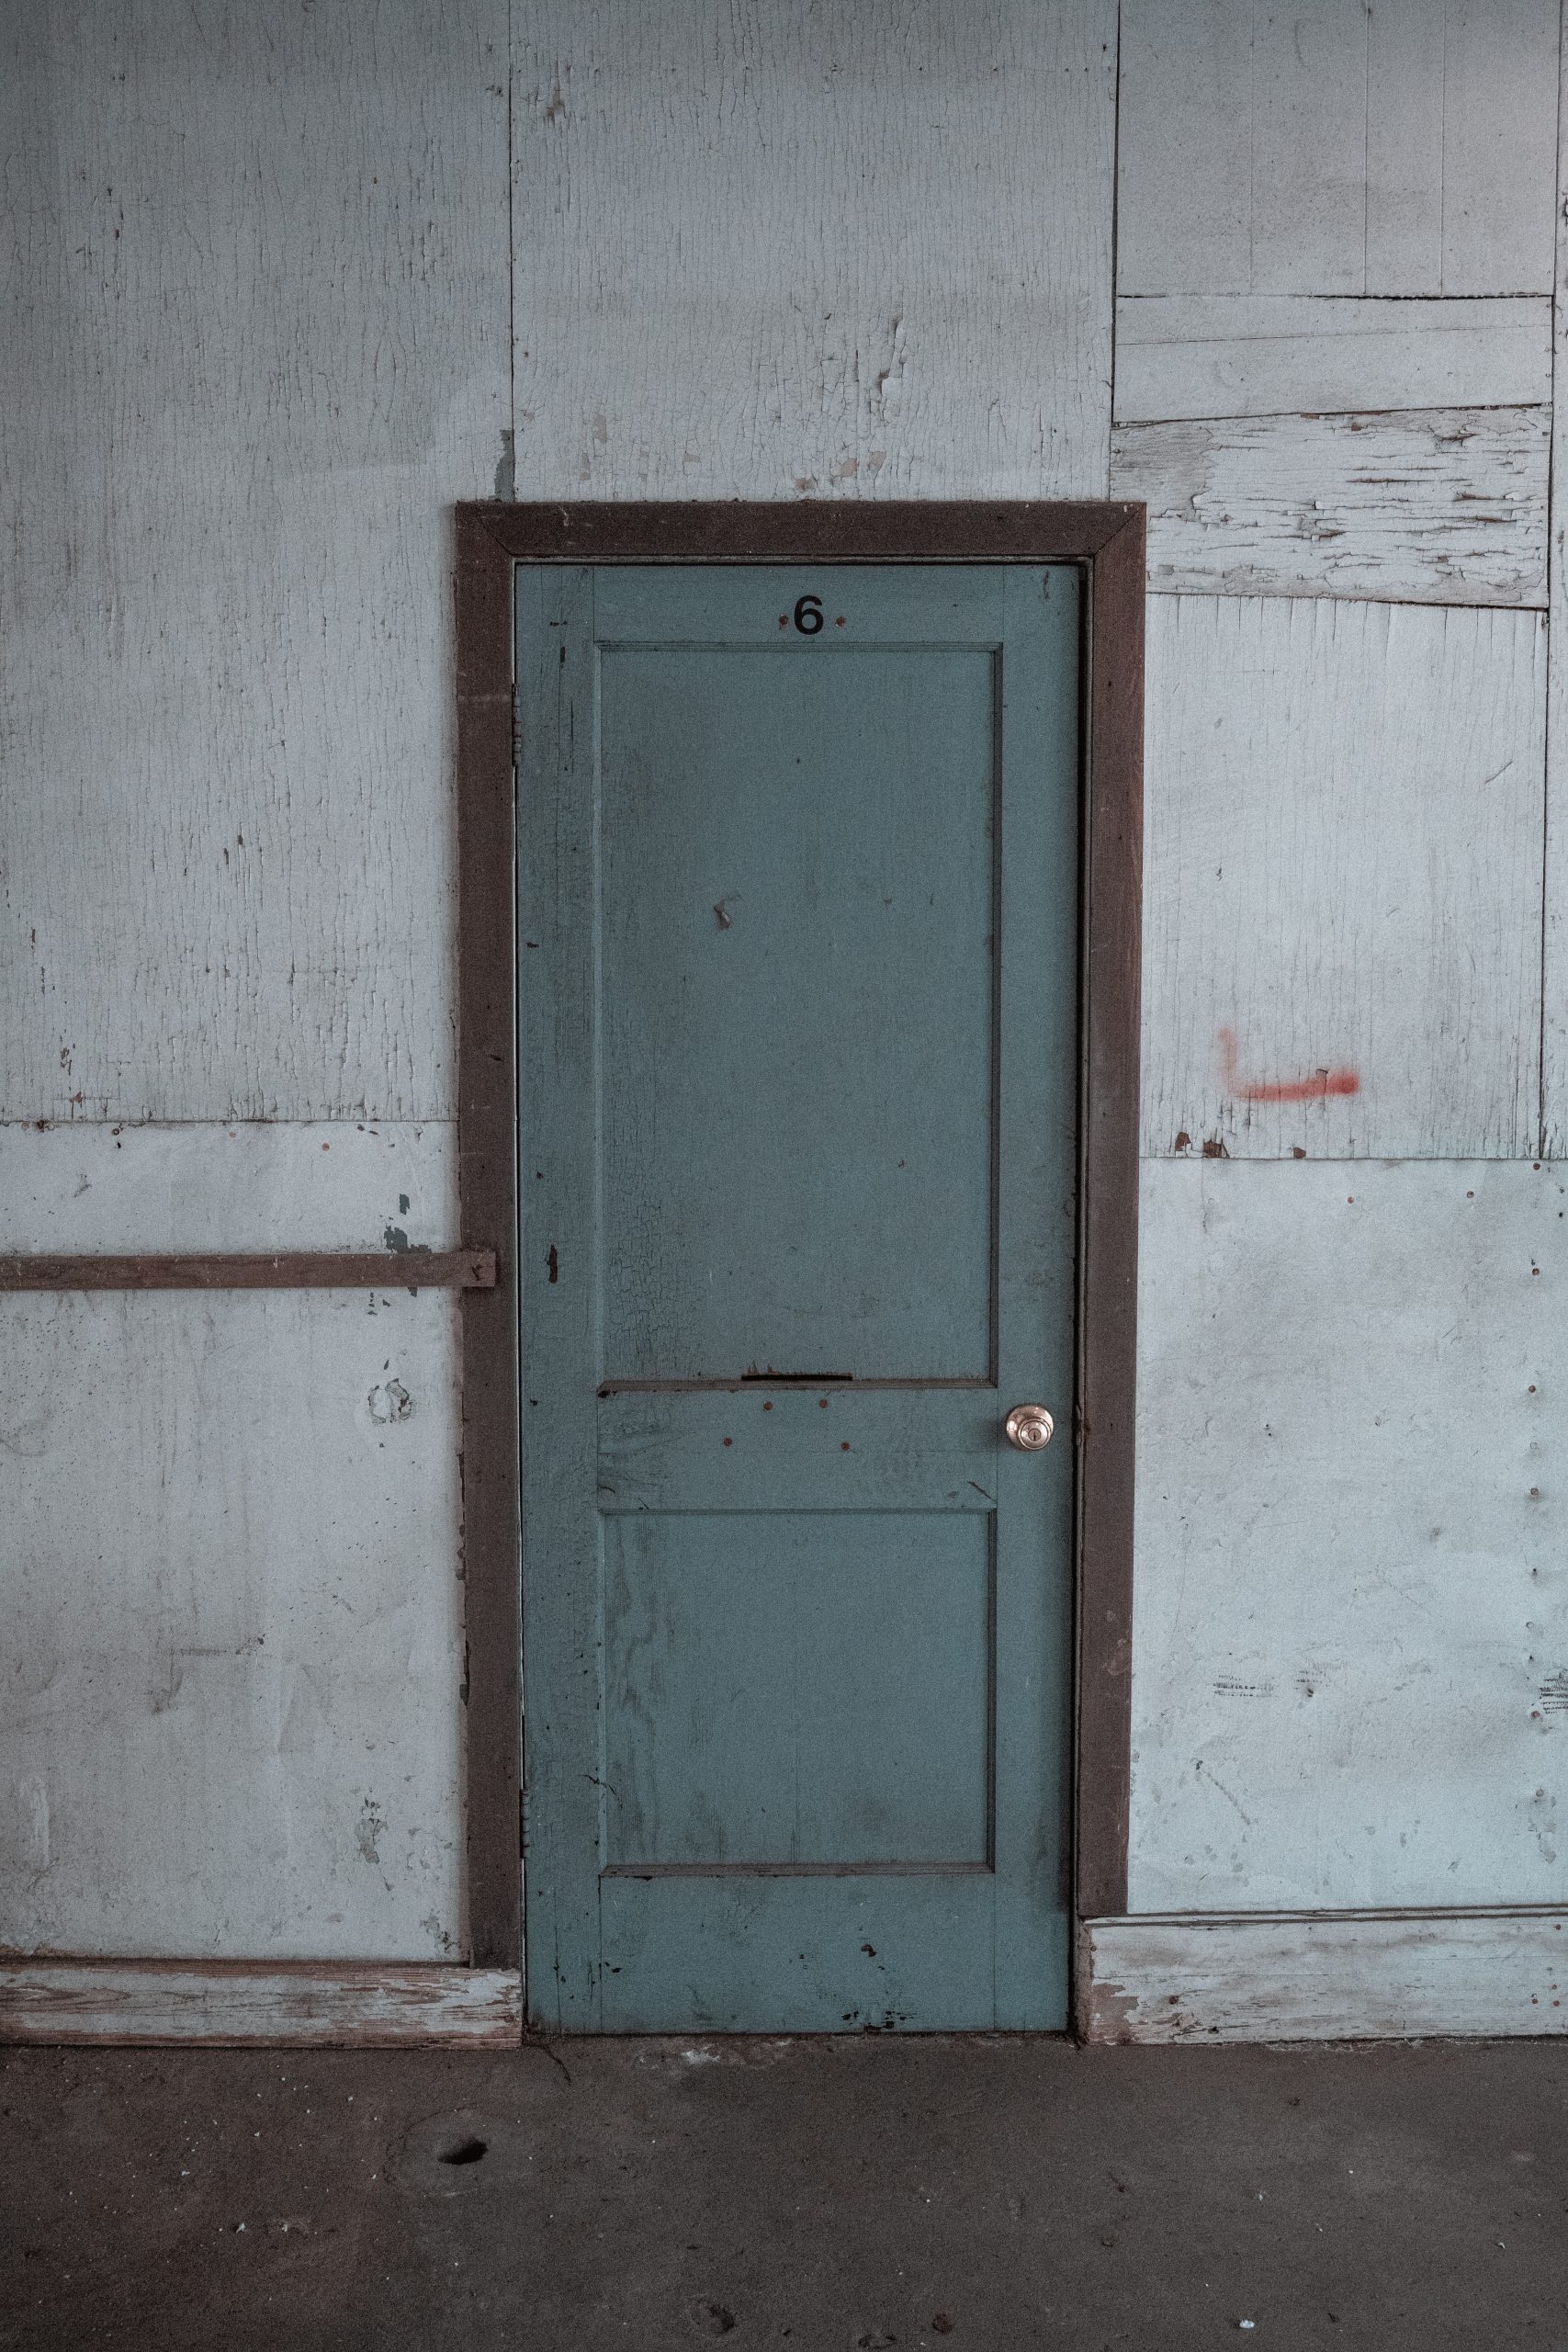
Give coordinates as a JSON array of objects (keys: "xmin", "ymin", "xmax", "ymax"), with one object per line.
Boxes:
[{"xmin": 2, "ymin": 2037, "xmax": 1565, "ymax": 2349}]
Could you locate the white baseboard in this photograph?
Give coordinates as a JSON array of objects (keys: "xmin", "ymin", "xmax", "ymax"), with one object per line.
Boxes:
[
  {"xmin": 17, "ymin": 1925, "xmax": 1559, "ymax": 2047},
  {"xmin": 0, "ymin": 1960, "xmax": 523, "ymax": 2047},
  {"xmin": 1081, "ymin": 1908, "xmax": 1568, "ymax": 2042}
]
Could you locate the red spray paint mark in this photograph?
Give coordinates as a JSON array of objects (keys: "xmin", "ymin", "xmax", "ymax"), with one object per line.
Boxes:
[{"xmin": 1217, "ymin": 1028, "xmax": 1359, "ymax": 1104}]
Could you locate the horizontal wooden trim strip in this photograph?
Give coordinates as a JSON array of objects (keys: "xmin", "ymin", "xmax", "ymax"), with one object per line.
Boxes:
[
  {"xmin": 0, "ymin": 1249, "xmax": 497, "ymax": 1291},
  {"xmin": 463, "ymin": 497, "xmax": 1142, "ymax": 564},
  {"xmin": 1080, "ymin": 1907, "xmax": 1568, "ymax": 2043},
  {"xmin": 0, "ymin": 1960, "xmax": 523, "ymax": 2047}
]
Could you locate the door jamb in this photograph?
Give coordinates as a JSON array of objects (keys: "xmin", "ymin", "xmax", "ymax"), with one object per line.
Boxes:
[{"xmin": 453, "ymin": 501, "xmax": 1145, "ymax": 2015}]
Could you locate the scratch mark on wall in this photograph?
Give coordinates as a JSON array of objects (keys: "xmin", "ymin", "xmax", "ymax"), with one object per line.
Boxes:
[
  {"xmin": 17, "ymin": 1774, "xmax": 50, "ymax": 1872},
  {"xmin": 1195, "ymin": 1758, "xmax": 1255, "ymax": 1826}
]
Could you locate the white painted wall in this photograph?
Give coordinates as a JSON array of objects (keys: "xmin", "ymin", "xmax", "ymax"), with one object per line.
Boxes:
[
  {"xmin": 513, "ymin": 1, "xmax": 1117, "ymax": 501},
  {"xmin": 3, "ymin": 1286, "xmax": 465, "ymax": 1960},
  {"xmin": 1116, "ymin": 0, "xmax": 1558, "ymax": 298},
  {"xmin": 1120, "ymin": 0, "xmax": 1568, "ymax": 1935},
  {"xmin": 1, "ymin": 1, "xmax": 511, "ymax": 1125},
  {"xmin": 0, "ymin": 0, "xmax": 504, "ymax": 1963},
  {"xmin": 4, "ymin": 2, "xmax": 1565, "ymax": 2002},
  {"xmin": 1132, "ymin": 1159, "xmax": 1565, "ymax": 1912},
  {"xmin": 1141, "ymin": 597, "xmax": 1546, "ymax": 1161}
]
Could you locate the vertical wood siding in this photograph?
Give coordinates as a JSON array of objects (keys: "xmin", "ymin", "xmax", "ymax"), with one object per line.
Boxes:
[
  {"xmin": 1141, "ymin": 596, "xmax": 1545, "ymax": 1160},
  {"xmin": 1118, "ymin": 0, "xmax": 1559, "ymax": 298},
  {"xmin": 1131, "ymin": 1159, "xmax": 1568, "ymax": 1913},
  {"xmin": 0, "ymin": 4, "xmax": 511, "ymax": 1125},
  {"xmin": 0, "ymin": 1290, "xmax": 464, "ymax": 1961},
  {"xmin": 6, "ymin": 2, "xmax": 1568, "ymax": 2011},
  {"xmin": 1541, "ymin": 28, "xmax": 1568, "ymax": 1157},
  {"xmin": 512, "ymin": 1, "xmax": 1117, "ymax": 501},
  {"xmin": 1113, "ymin": 0, "xmax": 1568, "ymax": 2021},
  {"xmin": 0, "ymin": 5, "xmax": 505, "ymax": 1975}
]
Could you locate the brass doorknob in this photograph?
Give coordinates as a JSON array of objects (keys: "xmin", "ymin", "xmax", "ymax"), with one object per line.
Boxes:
[{"xmin": 1004, "ymin": 1404, "xmax": 1054, "ymax": 1452}]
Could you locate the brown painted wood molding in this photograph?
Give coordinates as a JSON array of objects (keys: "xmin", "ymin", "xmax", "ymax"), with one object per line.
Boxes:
[{"xmin": 0, "ymin": 1250, "xmax": 498, "ymax": 1291}]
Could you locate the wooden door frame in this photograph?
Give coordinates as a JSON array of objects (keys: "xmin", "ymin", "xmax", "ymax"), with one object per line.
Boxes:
[{"xmin": 454, "ymin": 500, "xmax": 1145, "ymax": 2006}]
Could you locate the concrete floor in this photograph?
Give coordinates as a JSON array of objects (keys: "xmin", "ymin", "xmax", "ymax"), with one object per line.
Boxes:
[{"xmin": 1, "ymin": 2037, "xmax": 1565, "ymax": 2350}]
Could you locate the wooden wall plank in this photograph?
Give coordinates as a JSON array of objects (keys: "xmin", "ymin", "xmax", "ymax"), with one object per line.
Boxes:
[
  {"xmin": 0, "ymin": 1962, "xmax": 521, "ymax": 2048},
  {"xmin": 512, "ymin": 0, "xmax": 1116, "ymax": 501},
  {"xmin": 1142, "ymin": 596, "xmax": 1544, "ymax": 1159},
  {"xmin": 1114, "ymin": 295, "xmax": 1552, "ymax": 424},
  {"xmin": 1363, "ymin": 0, "xmax": 1448, "ymax": 292},
  {"xmin": 1249, "ymin": 0, "xmax": 1371, "ymax": 295},
  {"xmin": 0, "ymin": 1122, "xmax": 457, "ymax": 1252},
  {"xmin": 0, "ymin": 1291, "xmax": 465, "ymax": 1961},
  {"xmin": 1438, "ymin": 0, "xmax": 1562, "ymax": 296},
  {"xmin": 1082, "ymin": 1910, "xmax": 1568, "ymax": 2042},
  {"xmin": 1541, "ymin": 24, "xmax": 1568, "ymax": 1159},
  {"xmin": 1118, "ymin": 0, "xmax": 1558, "ymax": 298},
  {"xmin": 1113, "ymin": 407, "xmax": 1549, "ymax": 605},
  {"xmin": 0, "ymin": 4, "xmax": 511, "ymax": 1123},
  {"xmin": 1130, "ymin": 1159, "xmax": 1568, "ymax": 1913},
  {"xmin": 1115, "ymin": 0, "xmax": 1254, "ymax": 297}
]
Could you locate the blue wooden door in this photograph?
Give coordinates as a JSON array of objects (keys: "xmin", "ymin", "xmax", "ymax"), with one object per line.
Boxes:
[{"xmin": 519, "ymin": 563, "xmax": 1080, "ymax": 2031}]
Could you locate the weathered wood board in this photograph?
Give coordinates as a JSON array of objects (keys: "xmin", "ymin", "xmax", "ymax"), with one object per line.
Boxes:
[
  {"xmin": 1118, "ymin": 0, "xmax": 1559, "ymax": 298},
  {"xmin": 1540, "ymin": 28, "xmax": 1568, "ymax": 1159},
  {"xmin": 1142, "ymin": 596, "xmax": 1545, "ymax": 1160},
  {"xmin": 1131, "ymin": 1159, "xmax": 1568, "ymax": 1913},
  {"xmin": 512, "ymin": 0, "xmax": 1116, "ymax": 501},
  {"xmin": 1112, "ymin": 408, "xmax": 1549, "ymax": 605},
  {"xmin": 0, "ymin": 4, "xmax": 510, "ymax": 1124},
  {"xmin": 1083, "ymin": 1910, "xmax": 1568, "ymax": 2042},
  {"xmin": 0, "ymin": 1252, "xmax": 492, "ymax": 1293},
  {"xmin": 0, "ymin": 1122, "xmax": 457, "ymax": 1252},
  {"xmin": 0, "ymin": 1962, "xmax": 521, "ymax": 2048},
  {"xmin": 1114, "ymin": 295, "xmax": 1552, "ymax": 424},
  {"xmin": 0, "ymin": 1291, "xmax": 465, "ymax": 1960}
]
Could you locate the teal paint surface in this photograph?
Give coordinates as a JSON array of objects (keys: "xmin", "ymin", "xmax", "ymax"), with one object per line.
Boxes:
[
  {"xmin": 519, "ymin": 564, "xmax": 1081, "ymax": 2031},
  {"xmin": 603, "ymin": 1511, "xmax": 992, "ymax": 1868},
  {"xmin": 601, "ymin": 637, "xmax": 994, "ymax": 1380}
]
